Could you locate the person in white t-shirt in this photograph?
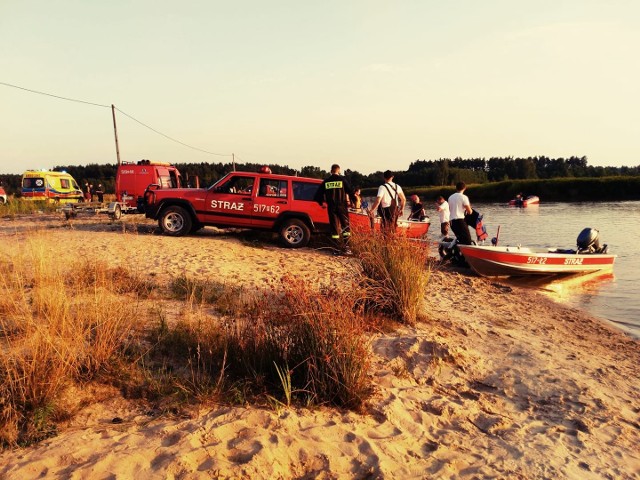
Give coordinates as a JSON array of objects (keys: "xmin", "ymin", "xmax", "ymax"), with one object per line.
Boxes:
[
  {"xmin": 369, "ymin": 170, "xmax": 406, "ymax": 234},
  {"xmin": 435, "ymin": 195, "xmax": 450, "ymax": 237},
  {"xmin": 447, "ymin": 182, "xmax": 473, "ymax": 245}
]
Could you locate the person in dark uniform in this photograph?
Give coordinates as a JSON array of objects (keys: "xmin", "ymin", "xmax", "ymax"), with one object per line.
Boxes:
[
  {"xmin": 96, "ymin": 184, "xmax": 104, "ymax": 202},
  {"xmin": 314, "ymin": 164, "xmax": 355, "ymax": 255}
]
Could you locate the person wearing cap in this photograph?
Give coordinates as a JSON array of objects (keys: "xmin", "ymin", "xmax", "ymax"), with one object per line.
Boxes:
[
  {"xmin": 408, "ymin": 194, "xmax": 427, "ymax": 221},
  {"xmin": 435, "ymin": 195, "xmax": 450, "ymax": 237},
  {"xmin": 314, "ymin": 164, "xmax": 355, "ymax": 255},
  {"xmin": 369, "ymin": 170, "xmax": 406, "ymax": 234}
]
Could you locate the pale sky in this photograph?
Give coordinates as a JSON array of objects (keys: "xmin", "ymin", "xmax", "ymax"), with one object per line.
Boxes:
[{"xmin": 2, "ymin": 0, "xmax": 639, "ymax": 176}]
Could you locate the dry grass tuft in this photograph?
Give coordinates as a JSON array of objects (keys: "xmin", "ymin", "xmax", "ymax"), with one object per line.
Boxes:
[
  {"xmin": 0, "ymin": 239, "xmax": 143, "ymax": 446},
  {"xmin": 349, "ymin": 231, "xmax": 431, "ymax": 325},
  {"xmin": 0, "ymin": 199, "xmax": 61, "ymax": 217},
  {"xmin": 156, "ymin": 274, "xmax": 372, "ymax": 409}
]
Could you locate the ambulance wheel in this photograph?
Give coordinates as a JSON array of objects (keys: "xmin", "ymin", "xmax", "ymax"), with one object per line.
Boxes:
[
  {"xmin": 279, "ymin": 218, "xmax": 310, "ymax": 248},
  {"xmin": 159, "ymin": 206, "xmax": 192, "ymax": 236}
]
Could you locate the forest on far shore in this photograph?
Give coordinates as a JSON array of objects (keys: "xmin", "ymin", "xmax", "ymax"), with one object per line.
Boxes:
[{"xmin": 1, "ymin": 155, "xmax": 639, "ymax": 201}]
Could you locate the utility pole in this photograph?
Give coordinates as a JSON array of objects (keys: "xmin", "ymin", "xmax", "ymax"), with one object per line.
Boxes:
[
  {"xmin": 232, "ymin": 153, "xmax": 236, "ymax": 171},
  {"xmin": 111, "ymin": 104, "xmax": 121, "ymax": 165}
]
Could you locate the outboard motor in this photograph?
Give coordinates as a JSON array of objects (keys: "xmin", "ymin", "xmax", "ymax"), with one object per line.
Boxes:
[
  {"xmin": 577, "ymin": 228, "xmax": 607, "ymax": 254},
  {"xmin": 438, "ymin": 237, "xmax": 469, "ymax": 267}
]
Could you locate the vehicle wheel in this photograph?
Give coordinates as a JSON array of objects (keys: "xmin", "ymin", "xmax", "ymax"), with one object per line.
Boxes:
[
  {"xmin": 159, "ymin": 205, "xmax": 192, "ymax": 236},
  {"xmin": 112, "ymin": 204, "xmax": 122, "ymax": 220},
  {"xmin": 279, "ymin": 218, "xmax": 310, "ymax": 248}
]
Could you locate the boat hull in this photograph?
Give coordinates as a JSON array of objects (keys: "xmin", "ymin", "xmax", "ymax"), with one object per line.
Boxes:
[
  {"xmin": 458, "ymin": 245, "xmax": 616, "ymax": 277},
  {"xmin": 349, "ymin": 210, "xmax": 430, "ymax": 238},
  {"xmin": 509, "ymin": 195, "xmax": 539, "ymax": 207}
]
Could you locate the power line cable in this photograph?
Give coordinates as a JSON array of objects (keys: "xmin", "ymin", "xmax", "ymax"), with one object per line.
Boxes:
[
  {"xmin": 0, "ymin": 81, "xmax": 110, "ymax": 108},
  {"xmin": 114, "ymin": 107, "xmax": 232, "ymax": 157},
  {"xmin": 1, "ymin": 80, "xmax": 233, "ymax": 157}
]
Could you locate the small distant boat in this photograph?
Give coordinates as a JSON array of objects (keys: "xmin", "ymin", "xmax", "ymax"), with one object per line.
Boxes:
[
  {"xmin": 349, "ymin": 209, "xmax": 430, "ymax": 238},
  {"xmin": 509, "ymin": 195, "xmax": 539, "ymax": 207},
  {"xmin": 457, "ymin": 228, "xmax": 615, "ymax": 277}
]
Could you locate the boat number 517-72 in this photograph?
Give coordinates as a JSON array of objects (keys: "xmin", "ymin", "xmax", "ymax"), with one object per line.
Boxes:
[{"xmin": 526, "ymin": 257, "xmax": 547, "ymax": 265}]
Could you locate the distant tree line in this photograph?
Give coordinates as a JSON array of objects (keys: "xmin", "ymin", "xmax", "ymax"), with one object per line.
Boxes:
[
  {"xmin": 1, "ymin": 156, "xmax": 639, "ymax": 196},
  {"xmin": 393, "ymin": 156, "xmax": 640, "ymax": 188}
]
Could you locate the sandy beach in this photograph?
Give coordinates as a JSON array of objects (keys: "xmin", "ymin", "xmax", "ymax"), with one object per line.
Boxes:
[{"xmin": 1, "ymin": 212, "xmax": 639, "ymax": 479}]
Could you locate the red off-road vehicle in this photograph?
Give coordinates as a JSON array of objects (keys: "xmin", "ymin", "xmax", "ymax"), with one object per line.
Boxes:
[
  {"xmin": 0, "ymin": 185, "xmax": 7, "ymax": 204},
  {"xmin": 143, "ymin": 168, "xmax": 329, "ymax": 248}
]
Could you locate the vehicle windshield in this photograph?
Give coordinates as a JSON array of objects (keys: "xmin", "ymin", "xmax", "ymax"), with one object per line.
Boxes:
[{"xmin": 214, "ymin": 175, "xmax": 256, "ymax": 194}]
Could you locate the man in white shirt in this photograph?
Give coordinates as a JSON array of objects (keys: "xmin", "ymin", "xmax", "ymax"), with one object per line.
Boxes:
[
  {"xmin": 369, "ymin": 170, "xmax": 406, "ymax": 234},
  {"xmin": 447, "ymin": 182, "xmax": 473, "ymax": 245},
  {"xmin": 435, "ymin": 195, "xmax": 450, "ymax": 237}
]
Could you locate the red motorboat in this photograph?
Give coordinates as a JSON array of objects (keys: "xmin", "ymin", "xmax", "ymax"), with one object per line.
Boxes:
[
  {"xmin": 457, "ymin": 228, "xmax": 615, "ymax": 277},
  {"xmin": 508, "ymin": 195, "xmax": 539, "ymax": 207},
  {"xmin": 349, "ymin": 210, "xmax": 430, "ymax": 238}
]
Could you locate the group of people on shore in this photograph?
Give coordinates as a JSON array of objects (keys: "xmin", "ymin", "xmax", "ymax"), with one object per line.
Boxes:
[
  {"xmin": 314, "ymin": 164, "xmax": 477, "ymax": 255},
  {"xmin": 83, "ymin": 182, "xmax": 104, "ymax": 202}
]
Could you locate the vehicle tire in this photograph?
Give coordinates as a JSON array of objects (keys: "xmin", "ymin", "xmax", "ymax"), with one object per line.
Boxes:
[
  {"xmin": 279, "ymin": 218, "xmax": 311, "ymax": 248},
  {"xmin": 0, "ymin": 197, "xmax": 5, "ymax": 205},
  {"xmin": 112, "ymin": 204, "xmax": 122, "ymax": 220},
  {"xmin": 159, "ymin": 205, "xmax": 192, "ymax": 236}
]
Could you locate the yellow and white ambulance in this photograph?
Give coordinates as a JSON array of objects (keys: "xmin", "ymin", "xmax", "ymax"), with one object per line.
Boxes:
[{"xmin": 21, "ymin": 170, "xmax": 84, "ymax": 203}]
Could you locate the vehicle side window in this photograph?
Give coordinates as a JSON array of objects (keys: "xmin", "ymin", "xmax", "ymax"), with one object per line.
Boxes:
[
  {"xmin": 23, "ymin": 178, "xmax": 44, "ymax": 188},
  {"xmin": 292, "ymin": 181, "xmax": 320, "ymax": 201},
  {"xmin": 158, "ymin": 174, "xmax": 174, "ymax": 188},
  {"xmin": 60, "ymin": 178, "xmax": 70, "ymax": 189},
  {"xmin": 258, "ymin": 179, "xmax": 287, "ymax": 198},
  {"xmin": 217, "ymin": 176, "xmax": 255, "ymax": 194}
]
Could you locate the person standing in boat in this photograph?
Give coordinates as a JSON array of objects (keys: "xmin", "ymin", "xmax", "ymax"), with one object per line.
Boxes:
[
  {"xmin": 314, "ymin": 164, "xmax": 355, "ymax": 255},
  {"xmin": 448, "ymin": 182, "xmax": 473, "ymax": 245},
  {"xmin": 435, "ymin": 195, "xmax": 450, "ymax": 237},
  {"xmin": 369, "ymin": 170, "xmax": 406, "ymax": 234},
  {"xmin": 352, "ymin": 188, "xmax": 363, "ymax": 210}
]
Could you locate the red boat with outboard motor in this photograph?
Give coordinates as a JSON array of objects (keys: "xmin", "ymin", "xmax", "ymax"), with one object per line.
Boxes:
[{"xmin": 456, "ymin": 228, "xmax": 616, "ymax": 277}]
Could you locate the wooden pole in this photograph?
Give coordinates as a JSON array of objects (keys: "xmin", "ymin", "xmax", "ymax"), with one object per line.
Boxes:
[{"xmin": 111, "ymin": 104, "xmax": 121, "ymax": 165}]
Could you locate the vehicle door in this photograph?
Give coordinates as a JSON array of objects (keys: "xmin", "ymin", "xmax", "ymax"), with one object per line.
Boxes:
[
  {"xmin": 22, "ymin": 175, "xmax": 46, "ymax": 199},
  {"xmin": 251, "ymin": 177, "xmax": 289, "ymax": 228},
  {"xmin": 202, "ymin": 174, "xmax": 257, "ymax": 227},
  {"xmin": 290, "ymin": 179, "xmax": 328, "ymax": 227}
]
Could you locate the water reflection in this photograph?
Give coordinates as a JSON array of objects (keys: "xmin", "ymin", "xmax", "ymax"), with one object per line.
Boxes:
[{"xmin": 489, "ymin": 271, "xmax": 615, "ymax": 301}]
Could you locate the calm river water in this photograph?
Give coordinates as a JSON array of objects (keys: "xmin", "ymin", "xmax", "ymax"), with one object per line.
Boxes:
[{"xmin": 417, "ymin": 200, "xmax": 640, "ymax": 339}]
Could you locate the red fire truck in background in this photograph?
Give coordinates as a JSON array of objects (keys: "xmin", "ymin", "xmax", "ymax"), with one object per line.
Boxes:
[{"xmin": 64, "ymin": 160, "xmax": 195, "ymax": 219}]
